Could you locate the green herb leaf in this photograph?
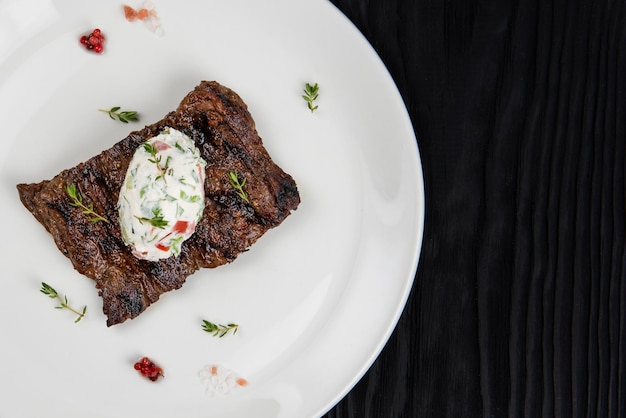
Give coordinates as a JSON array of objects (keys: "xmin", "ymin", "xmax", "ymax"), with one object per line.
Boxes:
[
  {"xmin": 65, "ymin": 184, "xmax": 109, "ymax": 223},
  {"xmin": 180, "ymin": 190, "xmax": 201, "ymax": 203},
  {"xmin": 99, "ymin": 107, "xmax": 139, "ymax": 123},
  {"xmin": 302, "ymin": 82, "xmax": 319, "ymax": 113},
  {"xmin": 201, "ymin": 320, "xmax": 239, "ymax": 338},
  {"xmin": 40, "ymin": 282, "xmax": 87, "ymax": 323},
  {"xmin": 228, "ymin": 171, "xmax": 249, "ymax": 203}
]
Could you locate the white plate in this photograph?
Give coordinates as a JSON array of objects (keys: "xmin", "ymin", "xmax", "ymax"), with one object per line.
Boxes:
[{"xmin": 0, "ymin": 1, "xmax": 424, "ymax": 417}]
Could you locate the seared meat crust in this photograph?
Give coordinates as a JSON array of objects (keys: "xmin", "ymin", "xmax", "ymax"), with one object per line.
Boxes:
[{"xmin": 17, "ymin": 81, "xmax": 300, "ymax": 326}]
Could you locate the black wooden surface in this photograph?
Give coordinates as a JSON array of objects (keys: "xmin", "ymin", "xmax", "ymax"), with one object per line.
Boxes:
[{"xmin": 324, "ymin": 0, "xmax": 626, "ymax": 417}]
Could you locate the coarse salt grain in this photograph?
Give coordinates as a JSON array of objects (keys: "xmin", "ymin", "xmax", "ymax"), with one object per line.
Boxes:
[
  {"xmin": 123, "ymin": 0, "xmax": 163, "ymax": 36},
  {"xmin": 140, "ymin": 0, "xmax": 163, "ymax": 36},
  {"xmin": 198, "ymin": 364, "xmax": 248, "ymax": 397}
]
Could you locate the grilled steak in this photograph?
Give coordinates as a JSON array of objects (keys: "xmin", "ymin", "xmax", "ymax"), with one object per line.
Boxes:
[{"xmin": 17, "ymin": 81, "xmax": 300, "ymax": 326}]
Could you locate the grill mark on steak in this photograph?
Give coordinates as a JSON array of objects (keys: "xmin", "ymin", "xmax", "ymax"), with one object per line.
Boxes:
[{"xmin": 16, "ymin": 81, "xmax": 300, "ymax": 326}]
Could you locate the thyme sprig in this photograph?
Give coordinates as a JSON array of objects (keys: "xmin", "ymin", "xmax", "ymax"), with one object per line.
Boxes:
[
  {"xmin": 135, "ymin": 207, "xmax": 169, "ymax": 229},
  {"xmin": 98, "ymin": 106, "xmax": 139, "ymax": 123},
  {"xmin": 201, "ymin": 320, "xmax": 239, "ymax": 338},
  {"xmin": 302, "ymin": 82, "xmax": 319, "ymax": 113},
  {"xmin": 65, "ymin": 183, "xmax": 110, "ymax": 223},
  {"xmin": 228, "ymin": 171, "xmax": 249, "ymax": 202},
  {"xmin": 143, "ymin": 142, "xmax": 170, "ymax": 181},
  {"xmin": 40, "ymin": 282, "xmax": 87, "ymax": 323}
]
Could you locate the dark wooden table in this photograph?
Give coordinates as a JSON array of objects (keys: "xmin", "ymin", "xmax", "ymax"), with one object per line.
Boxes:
[{"xmin": 324, "ymin": 0, "xmax": 626, "ymax": 417}]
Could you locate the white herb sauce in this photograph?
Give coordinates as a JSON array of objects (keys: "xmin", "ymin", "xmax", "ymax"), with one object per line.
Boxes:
[{"xmin": 118, "ymin": 127, "xmax": 207, "ymax": 261}]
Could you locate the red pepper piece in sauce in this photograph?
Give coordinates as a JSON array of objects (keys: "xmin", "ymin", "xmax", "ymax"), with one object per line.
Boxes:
[{"xmin": 172, "ymin": 220, "xmax": 189, "ymax": 234}]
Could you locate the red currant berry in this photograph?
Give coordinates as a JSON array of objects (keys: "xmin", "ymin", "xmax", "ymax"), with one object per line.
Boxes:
[
  {"xmin": 134, "ymin": 356, "xmax": 164, "ymax": 381},
  {"xmin": 79, "ymin": 28, "xmax": 105, "ymax": 53}
]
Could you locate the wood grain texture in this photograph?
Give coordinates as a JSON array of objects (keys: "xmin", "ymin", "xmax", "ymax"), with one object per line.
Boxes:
[{"xmin": 324, "ymin": 0, "xmax": 626, "ymax": 417}]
